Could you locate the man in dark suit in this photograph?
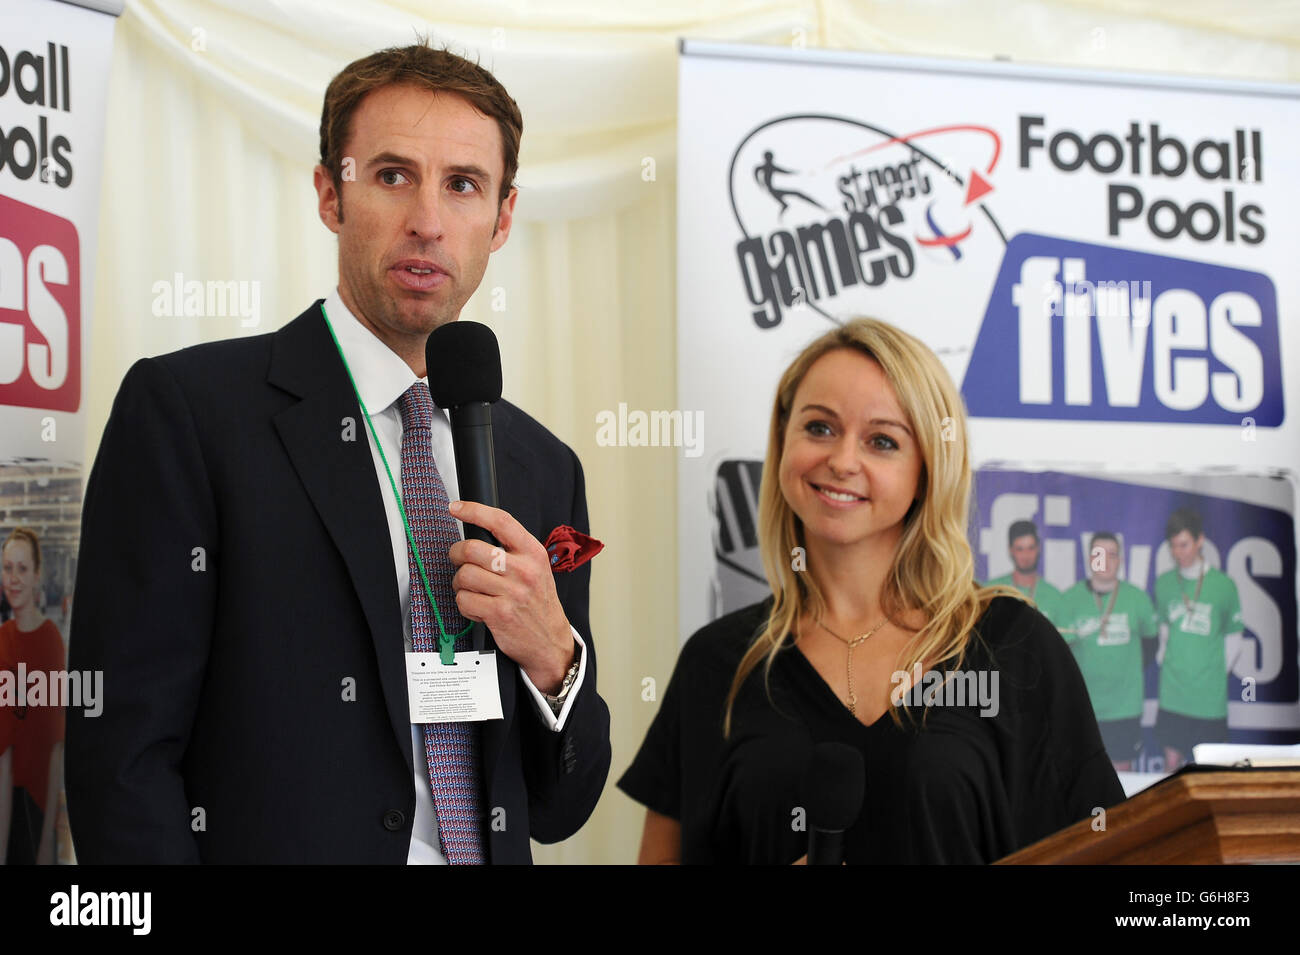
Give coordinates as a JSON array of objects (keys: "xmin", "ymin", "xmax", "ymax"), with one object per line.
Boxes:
[{"xmin": 65, "ymin": 44, "xmax": 611, "ymax": 863}]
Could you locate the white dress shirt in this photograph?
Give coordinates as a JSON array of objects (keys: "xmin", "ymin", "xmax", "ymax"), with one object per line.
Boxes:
[{"xmin": 322, "ymin": 289, "xmax": 588, "ymax": 864}]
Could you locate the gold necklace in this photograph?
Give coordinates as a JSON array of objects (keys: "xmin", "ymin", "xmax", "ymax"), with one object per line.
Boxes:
[{"xmin": 815, "ymin": 616, "xmax": 889, "ymax": 715}]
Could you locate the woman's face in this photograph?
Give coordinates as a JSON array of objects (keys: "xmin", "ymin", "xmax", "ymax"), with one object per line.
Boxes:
[
  {"xmin": 2, "ymin": 539, "xmax": 40, "ymax": 612},
  {"xmin": 778, "ymin": 349, "xmax": 923, "ymax": 554}
]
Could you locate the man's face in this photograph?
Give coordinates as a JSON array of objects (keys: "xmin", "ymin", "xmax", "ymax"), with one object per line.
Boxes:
[
  {"xmin": 1090, "ymin": 538, "xmax": 1121, "ymax": 586},
  {"xmin": 314, "ymin": 85, "xmax": 516, "ymax": 361},
  {"xmin": 1009, "ymin": 534, "xmax": 1040, "ymax": 575},
  {"xmin": 1169, "ymin": 529, "xmax": 1204, "ymax": 570}
]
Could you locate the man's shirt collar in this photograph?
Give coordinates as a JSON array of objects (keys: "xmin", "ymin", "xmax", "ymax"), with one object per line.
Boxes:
[{"xmin": 323, "ymin": 288, "xmax": 426, "ymax": 416}]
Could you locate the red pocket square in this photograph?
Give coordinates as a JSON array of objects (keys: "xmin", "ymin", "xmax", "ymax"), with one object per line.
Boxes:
[{"xmin": 545, "ymin": 525, "xmax": 604, "ymax": 572}]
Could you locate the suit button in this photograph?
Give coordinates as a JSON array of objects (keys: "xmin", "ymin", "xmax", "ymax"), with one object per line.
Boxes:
[{"xmin": 383, "ymin": 810, "xmax": 405, "ymax": 831}]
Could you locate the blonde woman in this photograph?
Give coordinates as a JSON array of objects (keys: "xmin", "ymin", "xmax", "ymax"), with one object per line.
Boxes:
[{"xmin": 619, "ymin": 319, "xmax": 1124, "ymax": 864}]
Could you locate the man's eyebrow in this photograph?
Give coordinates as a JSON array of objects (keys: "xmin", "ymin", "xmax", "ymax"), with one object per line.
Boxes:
[
  {"xmin": 446, "ymin": 162, "xmax": 494, "ymax": 184},
  {"xmin": 363, "ymin": 154, "xmax": 495, "ymax": 184},
  {"xmin": 364, "ymin": 151, "xmax": 418, "ymax": 169}
]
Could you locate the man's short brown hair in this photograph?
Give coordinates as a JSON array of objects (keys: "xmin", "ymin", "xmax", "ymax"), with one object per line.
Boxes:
[{"xmin": 319, "ymin": 43, "xmax": 522, "ymax": 208}]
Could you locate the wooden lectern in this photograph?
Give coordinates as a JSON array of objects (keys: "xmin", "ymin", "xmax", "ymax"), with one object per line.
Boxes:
[{"xmin": 997, "ymin": 767, "xmax": 1300, "ymax": 864}]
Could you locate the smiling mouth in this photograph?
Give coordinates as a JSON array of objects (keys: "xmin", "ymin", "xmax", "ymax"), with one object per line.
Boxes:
[{"xmin": 811, "ymin": 482, "xmax": 866, "ymax": 503}]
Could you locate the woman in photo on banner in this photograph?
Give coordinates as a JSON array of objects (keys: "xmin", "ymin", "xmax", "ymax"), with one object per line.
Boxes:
[
  {"xmin": 1, "ymin": 527, "xmax": 66, "ymax": 865},
  {"xmin": 619, "ymin": 318, "xmax": 1126, "ymax": 864}
]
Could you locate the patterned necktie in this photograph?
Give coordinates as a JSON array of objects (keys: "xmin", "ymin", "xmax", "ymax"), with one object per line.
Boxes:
[{"xmin": 397, "ymin": 381, "xmax": 485, "ymax": 865}]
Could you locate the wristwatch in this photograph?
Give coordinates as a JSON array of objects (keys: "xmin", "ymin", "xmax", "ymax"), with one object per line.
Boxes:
[{"xmin": 544, "ymin": 643, "xmax": 582, "ymax": 716}]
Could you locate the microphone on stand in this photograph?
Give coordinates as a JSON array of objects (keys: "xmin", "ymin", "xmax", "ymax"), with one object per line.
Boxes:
[
  {"xmin": 427, "ymin": 321, "xmax": 503, "ymax": 652},
  {"xmin": 802, "ymin": 742, "xmax": 865, "ymax": 865}
]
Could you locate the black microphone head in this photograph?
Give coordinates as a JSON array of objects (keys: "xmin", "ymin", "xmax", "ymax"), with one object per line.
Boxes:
[
  {"xmin": 803, "ymin": 742, "xmax": 866, "ymax": 831},
  {"xmin": 426, "ymin": 321, "xmax": 502, "ymax": 407}
]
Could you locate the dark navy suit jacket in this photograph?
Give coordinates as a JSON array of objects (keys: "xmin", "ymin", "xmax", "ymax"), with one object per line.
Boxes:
[{"xmin": 66, "ymin": 302, "xmax": 611, "ymax": 863}]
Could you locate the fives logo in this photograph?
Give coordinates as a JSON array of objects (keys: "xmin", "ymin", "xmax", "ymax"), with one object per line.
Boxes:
[
  {"xmin": 0, "ymin": 194, "xmax": 80, "ymax": 412},
  {"xmin": 962, "ymin": 234, "xmax": 1281, "ymax": 426}
]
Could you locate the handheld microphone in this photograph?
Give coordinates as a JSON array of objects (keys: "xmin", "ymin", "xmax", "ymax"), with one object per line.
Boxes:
[
  {"xmin": 426, "ymin": 321, "xmax": 503, "ymax": 650},
  {"xmin": 802, "ymin": 742, "xmax": 866, "ymax": 866}
]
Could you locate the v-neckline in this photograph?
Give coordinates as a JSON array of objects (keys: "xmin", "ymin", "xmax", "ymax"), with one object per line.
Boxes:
[{"xmin": 788, "ymin": 642, "xmax": 894, "ymax": 731}]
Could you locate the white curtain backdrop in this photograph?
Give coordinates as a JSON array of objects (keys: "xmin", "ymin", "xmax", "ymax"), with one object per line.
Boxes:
[{"xmin": 86, "ymin": 0, "xmax": 1300, "ymax": 864}]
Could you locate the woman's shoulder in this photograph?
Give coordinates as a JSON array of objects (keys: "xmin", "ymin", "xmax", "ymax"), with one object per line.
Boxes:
[
  {"xmin": 968, "ymin": 593, "xmax": 1072, "ymax": 673},
  {"xmin": 5, "ymin": 616, "xmax": 63, "ymax": 639},
  {"xmin": 38, "ymin": 617, "xmax": 64, "ymax": 644},
  {"xmin": 977, "ymin": 591, "xmax": 1046, "ymax": 626},
  {"xmin": 677, "ymin": 599, "xmax": 773, "ymax": 673}
]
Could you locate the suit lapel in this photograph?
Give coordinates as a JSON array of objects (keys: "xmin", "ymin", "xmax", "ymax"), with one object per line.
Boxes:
[
  {"xmin": 266, "ymin": 306, "xmax": 549, "ymax": 806},
  {"xmin": 268, "ymin": 304, "xmax": 412, "ymax": 775},
  {"xmin": 479, "ymin": 414, "xmax": 544, "ymax": 789}
]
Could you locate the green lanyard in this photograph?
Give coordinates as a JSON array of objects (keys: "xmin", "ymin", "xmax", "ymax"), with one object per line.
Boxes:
[{"xmin": 322, "ymin": 303, "xmax": 469, "ymax": 664}]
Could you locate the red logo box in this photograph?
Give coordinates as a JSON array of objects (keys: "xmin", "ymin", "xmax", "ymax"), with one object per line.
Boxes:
[{"xmin": 0, "ymin": 193, "xmax": 81, "ymax": 413}]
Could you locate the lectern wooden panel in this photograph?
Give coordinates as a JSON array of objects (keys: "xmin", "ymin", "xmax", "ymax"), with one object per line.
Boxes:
[{"xmin": 997, "ymin": 768, "xmax": 1300, "ymax": 864}]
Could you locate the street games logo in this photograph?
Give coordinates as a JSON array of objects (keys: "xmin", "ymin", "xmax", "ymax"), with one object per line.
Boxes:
[{"xmin": 730, "ymin": 115, "xmax": 1007, "ymax": 328}]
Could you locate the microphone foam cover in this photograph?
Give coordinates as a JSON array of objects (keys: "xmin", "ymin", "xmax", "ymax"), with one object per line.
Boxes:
[
  {"xmin": 802, "ymin": 742, "xmax": 866, "ymax": 831},
  {"xmin": 427, "ymin": 321, "xmax": 502, "ymax": 407}
]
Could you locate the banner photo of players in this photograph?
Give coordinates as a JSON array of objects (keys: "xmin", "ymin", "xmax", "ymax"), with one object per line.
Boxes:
[
  {"xmin": 973, "ymin": 469, "xmax": 1296, "ymax": 775},
  {"xmin": 0, "ymin": 0, "xmax": 119, "ymax": 864}
]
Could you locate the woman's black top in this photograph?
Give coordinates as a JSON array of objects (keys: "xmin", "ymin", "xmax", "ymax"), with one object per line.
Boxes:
[{"xmin": 618, "ymin": 596, "xmax": 1126, "ymax": 864}]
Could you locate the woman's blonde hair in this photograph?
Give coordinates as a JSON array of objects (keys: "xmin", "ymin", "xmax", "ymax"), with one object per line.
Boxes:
[{"xmin": 723, "ymin": 318, "xmax": 1018, "ymax": 733}]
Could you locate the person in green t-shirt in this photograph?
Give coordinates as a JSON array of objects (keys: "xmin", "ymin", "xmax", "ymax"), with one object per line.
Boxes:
[
  {"xmin": 985, "ymin": 519, "xmax": 1066, "ymax": 628},
  {"xmin": 1058, "ymin": 532, "xmax": 1158, "ymax": 772},
  {"xmin": 1155, "ymin": 508, "xmax": 1243, "ymax": 771}
]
